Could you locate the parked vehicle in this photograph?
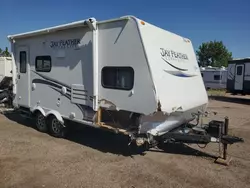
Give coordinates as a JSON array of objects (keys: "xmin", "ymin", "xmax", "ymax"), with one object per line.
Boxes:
[
  {"xmin": 227, "ymin": 58, "xmax": 250, "ymax": 94},
  {"xmin": 7, "ymin": 16, "xmax": 242, "ymax": 157},
  {"xmin": 200, "ymin": 66, "xmax": 227, "ymax": 90},
  {"xmin": 0, "ymin": 57, "xmax": 13, "ymax": 107},
  {"xmin": 0, "ymin": 57, "xmax": 12, "ymax": 89}
]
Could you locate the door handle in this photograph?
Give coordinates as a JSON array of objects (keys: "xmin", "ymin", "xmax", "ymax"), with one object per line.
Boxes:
[{"xmin": 18, "ymin": 74, "xmax": 20, "ymax": 79}]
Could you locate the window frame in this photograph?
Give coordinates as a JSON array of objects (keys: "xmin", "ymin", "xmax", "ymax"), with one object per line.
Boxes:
[
  {"xmin": 236, "ymin": 66, "xmax": 243, "ymax": 76},
  {"xmin": 214, "ymin": 75, "xmax": 221, "ymax": 80},
  {"xmin": 19, "ymin": 51, "xmax": 27, "ymax": 73},
  {"xmin": 101, "ymin": 66, "xmax": 134, "ymax": 91},
  {"xmin": 35, "ymin": 56, "xmax": 52, "ymax": 72}
]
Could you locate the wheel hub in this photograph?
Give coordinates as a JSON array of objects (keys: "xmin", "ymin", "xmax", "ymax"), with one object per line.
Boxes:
[
  {"xmin": 37, "ymin": 115, "xmax": 45, "ymax": 128},
  {"xmin": 52, "ymin": 119, "xmax": 61, "ymax": 133}
]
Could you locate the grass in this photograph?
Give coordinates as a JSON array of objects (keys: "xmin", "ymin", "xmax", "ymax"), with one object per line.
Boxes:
[{"xmin": 207, "ymin": 89, "xmax": 227, "ymax": 97}]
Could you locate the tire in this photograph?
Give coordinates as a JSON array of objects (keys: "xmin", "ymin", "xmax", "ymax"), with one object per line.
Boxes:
[
  {"xmin": 35, "ymin": 112, "xmax": 48, "ymax": 133},
  {"xmin": 48, "ymin": 115, "xmax": 66, "ymax": 138},
  {"xmin": 0, "ymin": 90, "xmax": 8, "ymax": 102}
]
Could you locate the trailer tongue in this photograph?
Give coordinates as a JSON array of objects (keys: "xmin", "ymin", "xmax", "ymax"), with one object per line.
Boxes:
[
  {"xmin": 158, "ymin": 118, "xmax": 243, "ymax": 145},
  {"xmin": 131, "ymin": 115, "xmax": 244, "ymax": 165}
]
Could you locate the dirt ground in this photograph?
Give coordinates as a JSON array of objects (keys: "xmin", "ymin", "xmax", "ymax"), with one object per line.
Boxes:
[{"xmin": 0, "ymin": 98, "xmax": 250, "ymax": 188}]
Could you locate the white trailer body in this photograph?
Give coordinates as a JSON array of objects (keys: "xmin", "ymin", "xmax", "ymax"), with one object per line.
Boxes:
[
  {"xmin": 0, "ymin": 57, "xmax": 12, "ymax": 87},
  {"xmin": 8, "ymin": 16, "xmax": 208, "ymax": 139},
  {"xmin": 200, "ymin": 67, "xmax": 227, "ymax": 90}
]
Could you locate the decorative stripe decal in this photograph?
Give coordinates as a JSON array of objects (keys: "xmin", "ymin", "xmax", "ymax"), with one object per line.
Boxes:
[
  {"xmin": 32, "ymin": 71, "xmax": 93, "ymax": 119},
  {"xmin": 32, "ymin": 79, "xmax": 68, "ymax": 92},
  {"xmin": 164, "ymin": 70, "xmax": 197, "ymax": 77},
  {"xmin": 32, "ymin": 70, "xmax": 71, "ymax": 90},
  {"xmin": 228, "ymin": 66, "xmax": 234, "ymax": 79},
  {"xmin": 161, "ymin": 58, "xmax": 188, "ymax": 71}
]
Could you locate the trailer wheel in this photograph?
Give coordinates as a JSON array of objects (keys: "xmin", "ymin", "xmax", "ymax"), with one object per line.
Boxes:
[
  {"xmin": 35, "ymin": 112, "xmax": 48, "ymax": 133},
  {"xmin": 48, "ymin": 115, "xmax": 66, "ymax": 138}
]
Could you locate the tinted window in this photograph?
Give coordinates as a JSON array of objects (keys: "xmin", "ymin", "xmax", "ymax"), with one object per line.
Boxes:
[
  {"xmin": 102, "ymin": 67, "xmax": 134, "ymax": 90},
  {"xmin": 35, "ymin": 56, "xmax": 52, "ymax": 72},
  {"xmin": 214, "ymin": 75, "xmax": 221, "ymax": 80},
  {"xmin": 237, "ymin": 66, "xmax": 243, "ymax": 75},
  {"xmin": 20, "ymin": 51, "xmax": 27, "ymax": 73}
]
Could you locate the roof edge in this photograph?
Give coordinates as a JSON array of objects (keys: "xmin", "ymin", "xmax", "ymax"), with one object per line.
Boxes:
[
  {"xmin": 7, "ymin": 18, "xmax": 94, "ymax": 40},
  {"xmin": 7, "ymin": 15, "xmax": 137, "ymax": 41},
  {"xmin": 228, "ymin": 58, "xmax": 250, "ymax": 64}
]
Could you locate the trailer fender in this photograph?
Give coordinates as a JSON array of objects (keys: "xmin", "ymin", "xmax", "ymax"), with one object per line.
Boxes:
[
  {"xmin": 31, "ymin": 106, "xmax": 46, "ymax": 117},
  {"xmin": 46, "ymin": 110, "xmax": 64, "ymax": 124}
]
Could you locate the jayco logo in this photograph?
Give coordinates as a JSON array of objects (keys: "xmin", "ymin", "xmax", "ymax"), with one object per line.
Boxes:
[
  {"xmin": 160, "ymin": 48, "xmax": 188, "ymax": 61},
  {"xmin": 50, "ymin": 39, "xmax": 81, "ymax": 49}
]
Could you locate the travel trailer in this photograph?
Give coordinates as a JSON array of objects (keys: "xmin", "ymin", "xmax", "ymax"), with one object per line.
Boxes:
[
  {"xmin": 227, "ymin": 58, "xmax": 250, "ymax": 94},
  {"xmin": 0, "ymin": 57, "xmax": 13, "ymax": 105},
  {"xmin": 200, "ymin": 66, "xmax": 227, "ymax": 90},
  {"xmin": 0, "ymin": 56, "xmax": 12, "ymax": 89},
  {"xmin": 7, "ymin": 16, "xmax": 242, "ymax": 156}
]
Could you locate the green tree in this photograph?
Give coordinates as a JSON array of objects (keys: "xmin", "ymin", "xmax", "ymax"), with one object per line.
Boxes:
[
  {"xmin": 0, "ymin": 47, "xmax": 11, "ymax": 57},
  {"xmin": 196, "ymin": 40, "xmax": 233, "ymax": 67}
]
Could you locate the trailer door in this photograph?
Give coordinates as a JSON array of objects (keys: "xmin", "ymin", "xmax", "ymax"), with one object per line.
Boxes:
[
  {"xmin": 16, "ymin": 46, "xmax": 30, "ymax": 107},
  {"xmin": 234, "ymin": 64, "xmax": 244, "ymax": 91}
]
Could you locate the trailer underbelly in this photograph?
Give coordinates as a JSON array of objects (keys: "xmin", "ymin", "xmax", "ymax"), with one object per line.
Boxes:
[{"xmin": 139, "ymin": 104, "xmax": 206, "ymax": 136}]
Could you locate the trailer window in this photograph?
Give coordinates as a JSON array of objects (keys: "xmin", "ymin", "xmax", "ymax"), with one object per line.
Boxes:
[
  {"xmin": 214, "ymin": 75, "xmax": 221, "ymax": 80},
  {"xmin": 35, "ymin": 56, "xmax": 51, "ymax": 72},
  {"xmin": 20, "ymin": 51, "xmax": 27, "ymax": 73},
  {"xmin": 101, "ymin": 67, "xmax": 134, "ymax": 90},
  {"xmin": 237, "ymin": 66, "xmax": 243, "ymax": 75}
]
